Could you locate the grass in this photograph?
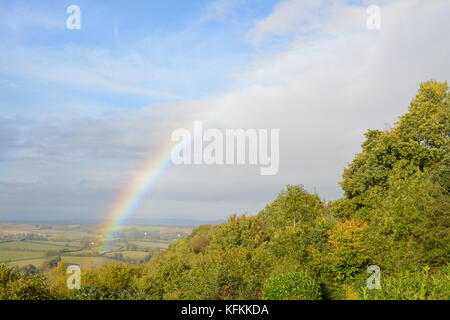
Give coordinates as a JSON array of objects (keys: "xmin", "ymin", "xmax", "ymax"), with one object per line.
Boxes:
[
  {"xmin": 109, "ymin": 240, "xmax": 169, "ymax": 251},
  {"xmin": 358, "ymin": 267, "xmax": 450, "ymax": 300},
  {"xmin": 0, "ymin": 240, "xmax": 83, "ymax": 263},
  {"xmin": 8, "ymin": 256, "xmax": 117, "ymax": 269},
  {"xmin": 60, "ymin": 256, "xmax": 118, "ymax": 268},
  {"xmin": 64, "ymin": 248, "xmax": 100, "ymax": 256},
  {"xmin": 6, "ymin": 258, "xmax": 47, "ymax": 268},
  {"xmin": 39, "ymin": 240, "xmax": 82, "ymax": 247},
  {"xmin": 127, "ymin": 240, "xmax": 169, "ymax": 249},
  {"xmin": 105, "ymin": 251, "xmax": 150, "ymax": 260},
  {"xmin": 0, "ymin": 251, "xmax": 46, "ymax": 262},
  {"xmin": 0, "ymin": 240, "xmax": 80, "ymax": 252}
]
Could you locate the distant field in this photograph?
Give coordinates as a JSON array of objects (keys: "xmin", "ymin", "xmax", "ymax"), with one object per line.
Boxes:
[
  {"xmin": 60, "ymin": 256, "xmax": 118, "ymax": 268},
  {"xmin": 0, "ymin": 240, "xmax": 83, "ymax": 263},
  {"xmin": 0, "ymin": 240, "xmax": 80, "ymax": 251},
  {"xmin": 43, "ymin": 231, "xmax": 97, "ymax": 240},
  {"xmin": 127, "ymin": 240, "xmax": 169, "ymax": 249},
  {"xmin": 0, "ymin": 251, "xmax": 45, "ymax": 262},
  {"xmin": 0, "ymin": 222, "xmax": 36, "ymax": 231},
  {"xmin": 63, "ymin": 248, "xmax": 98, "ymax": 256},
  {"xmin": 112, "ymin": 240, "xmax": 169, "ymax": 250},
  {"xmin": 0, "ymin": 222, "xmax": 192, "ymax": 268},
  {"xmin": 7, "ymin": 258, "xmax": 47, "ymax": 268},
  {"xmin": 41, "ymin": 240, "xmax": 82, "ymax": 247},
  {"xmin": 9, "ymin": 256, "xmax": 117, "ymax": 269},
  {"xmin": 121, "ymin": 226, "xmax": 165, "ymax": 232},
  {"xmin": 105, "ymin": 251, "xmax": 150, "ymax": 260}
]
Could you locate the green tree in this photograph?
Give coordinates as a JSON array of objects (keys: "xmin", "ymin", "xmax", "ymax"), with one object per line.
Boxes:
[{"xmin": 335, "ymin": 80, "xmax": 449, "ymax": 219}]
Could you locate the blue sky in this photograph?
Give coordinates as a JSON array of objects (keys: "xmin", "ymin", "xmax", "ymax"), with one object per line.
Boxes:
[
  {"xmin": 1, "ymin": 0, "xmax": 449, "ymax": 221},
  {"xmin": 0, "ymin": 0, "xmax": 281, "ymax": 117},
  {"xmin": 0, "ymin": 0, "xmax": 373, "ymax": 117}
]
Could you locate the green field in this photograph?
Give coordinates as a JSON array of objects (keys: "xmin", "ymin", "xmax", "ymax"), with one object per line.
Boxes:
[
  {"xmin": 105, "ymin": 251, "xmax": 151, "ymax": 260},
  {"xmin": 0, "ymin": 240, "xmax": 84, "ymax": 263},
  {"xmin": 0, "ymin": 223, "xmax": 192, "ymax": 268},
  {"xmin": 0, "ymin": 251, "xmax": 45, "ymax": 262},
  {"xmin": 110, "ymin": 240, "xmax": 169, "ymax": 251},
  {"xmin": 39, "ymin": 240, "xmax": 81, "ymax": 247},
  {"xmin": 9, "ymin": 256, "xmax": 117, "ymax": 269},
  {"xmin": 0, "ymin": 240, "xmax": 80, "ymax": 252},
  {"xmin": 128, "ymin": 240, "xmax": 169, "ymax": 249},
  {"xmin": 63, "ymin": 248, "xmax": 98, "ymax": 256},
  {"xmin": 60, "ymin": 256, "xmax": 118, "ymax": 268}
]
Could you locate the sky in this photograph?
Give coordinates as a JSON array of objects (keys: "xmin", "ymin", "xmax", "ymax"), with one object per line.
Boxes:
[{"xmin": 0, "ymin": 0, "xmax": 449, "ymax": 221}]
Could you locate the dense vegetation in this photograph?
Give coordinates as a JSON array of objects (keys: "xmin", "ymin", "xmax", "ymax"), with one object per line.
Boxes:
[{"xmin": 1, "ymin": 80, "xmax": 449, "ymax": 300}]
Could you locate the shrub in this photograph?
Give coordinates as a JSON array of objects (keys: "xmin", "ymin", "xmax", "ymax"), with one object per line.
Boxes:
[
  {"xmin": 359, "ymin": 266, "xmax": 450, "ymax": 300},
  {"xmin": 262, "ymin": 271, "xmax": 322, "ymax": 300},
  {"xmin": 0, "ymin": 264, "xmax": 53, "ymax": 300}
]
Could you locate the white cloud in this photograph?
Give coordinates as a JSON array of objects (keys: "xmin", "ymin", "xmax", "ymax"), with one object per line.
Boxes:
[
  {"xmin": 247, "ymin": 0, "xmax": 329, "ymax": 44},
  {"xmin": 0, "ymin": 45, "xmax": 180, "ymax": 100},
  {"xmin": 199, "ymin": 0, "xmax": 242, "ymax": 24}
]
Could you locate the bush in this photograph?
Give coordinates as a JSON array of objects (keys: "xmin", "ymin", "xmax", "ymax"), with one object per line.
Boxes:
[
  {"xmin": 65, "ymin": 285, "xmax": 142, "ymax": 300},
  {"xmin": 262, "ymin": 271, "xmax": 322, "ymax": 300},
  {"xmin": 358, "ymin": 266, "xmax": 450, "ymax": 300},
  {"xmin": 0, "ymin": 264, "xmax": 54, "ymax": 300}
]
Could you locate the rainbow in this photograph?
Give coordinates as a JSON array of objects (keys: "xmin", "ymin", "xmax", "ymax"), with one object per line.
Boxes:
[
  {"xmin": 99, "ymin": 142, "xmax": 175, "ymax": 252},
  {"xmin": 98, "ymin": 105, "xmax": 223, "ymax": 252}
]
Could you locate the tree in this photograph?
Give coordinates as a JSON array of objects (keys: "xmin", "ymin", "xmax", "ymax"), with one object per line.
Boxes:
[{"xmin": 335, "ymin": 80, "xmax": 449, "ymax": 219}]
